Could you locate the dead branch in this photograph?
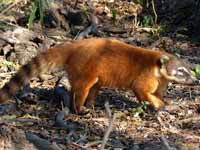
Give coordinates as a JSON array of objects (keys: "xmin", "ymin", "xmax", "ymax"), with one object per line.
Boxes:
[
  {"xmin": 100, "ymin": 101, "xmax": 116, "ymax": 150},
  {"xmin": 85, "ymin": 140, "xmax": 102, "ymax": 148},
  {"xmin": 75, "ymin": 24, "xmax": 97, "ymax": 40},
  {"xmin": 151, "ymin": 0, "xmax": 157, "ymax": 25},
  {"xmin": 26, "ymin": 132, "xmax": 62, "ymax": 150},
  {"xmin": 75, "ymin": 7, "xmax": 101, "ymax": 40}
]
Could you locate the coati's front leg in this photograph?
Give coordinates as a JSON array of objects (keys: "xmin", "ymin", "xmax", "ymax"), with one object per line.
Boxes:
[
  {"xmin": 134, "ymin": 76, "xmax": 165, "ymax": 110},
  {"xmin": 135, "ymin": 91, "xmax": 165, "ymax": 110},
  {"xmin": 72, "ymin": 77, "xmax": 99, "ymax": 114},
  {"xmin": 85, "ymin": 83, "xmax": 100, "ymax": 109},
  {"xmin": 154, "ymin": 80, "xmax": 168, "ymax": 99}
]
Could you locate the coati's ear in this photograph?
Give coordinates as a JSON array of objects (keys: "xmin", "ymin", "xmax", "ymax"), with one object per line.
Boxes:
[{"xmin": 160, "ymin": 55, "xmax": 169, "ymax": 65}]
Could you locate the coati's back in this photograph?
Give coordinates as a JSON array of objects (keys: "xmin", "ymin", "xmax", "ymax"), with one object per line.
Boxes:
[
  {"xmin": 88, "ymin": 39, "xmax": 165, "ymax": 88},
  {"xmin": 64, "ymin": 38, "xmax": 165, "ymax": 88},
  {"xmin": 0, "ymin": 38, "xmax": 197, "ymax": 113}
]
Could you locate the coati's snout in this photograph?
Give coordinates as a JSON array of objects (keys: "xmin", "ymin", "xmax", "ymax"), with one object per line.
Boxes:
[
  {"xmin": 160, "ymin": 55, "xmax": 199, "ymax": 85},
  {"xmin": 170, "ymin": 66, "xmax": 198, "ymax": 85}
]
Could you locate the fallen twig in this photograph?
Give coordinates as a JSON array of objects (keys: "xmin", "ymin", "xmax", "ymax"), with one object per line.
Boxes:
[
  {"xmin": 0, "ymin": 71, "xmax": 16, "ymax": 78},
  {"xmin": 0, "ymin": 18, "xmax": 25, "ymax": 29},
  {"xmin": 0, "ymin": 36, "xmax": 17, "ymax": 45},
  {"xmin": 0, "ymin": 0, "xmax": 21, "ymax": 15},
  {"xmin": 100, "ymin": 101, "xmax": 116, "ymax": 150},
  {"xmin": 85, "ymin": 140, "xmax": 102, "ymax": 148},
  {"xmin": 177, "ymin": 117, "xmax": 200, "ymax": 124},
  {"xmin": 0, "ymin": 118, "xmax": 39, "ymax": 125},
  {"xmin": 136, "ymin": 27, "xmax": 155, "ymax": 33},
  {"xmin": 70, "ymin": 142, "xmax": 89, "ymax": 150},
  {"xmin": 160, "ymin": 136, "xmax": 172, "ymax": 150}
]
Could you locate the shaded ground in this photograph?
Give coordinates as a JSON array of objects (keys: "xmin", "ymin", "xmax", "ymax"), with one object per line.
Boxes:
[{"xmin": 0, "ymin": 0, "xmax": 200, "ymax": 150}]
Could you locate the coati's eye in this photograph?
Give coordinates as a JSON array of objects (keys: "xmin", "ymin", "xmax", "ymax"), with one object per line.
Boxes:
[
  {"xmin": 178, "ymin": 67, "xmax": 190, "ymax": 74},
  {"xmin": 175, "ymin": 67, "xmax": 191, "ymax": 77}
]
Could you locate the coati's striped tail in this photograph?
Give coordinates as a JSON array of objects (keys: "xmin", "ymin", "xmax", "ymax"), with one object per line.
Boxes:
[{"xmin": 0, "ymin": 48, "xmax": 66, "ymax": 103}]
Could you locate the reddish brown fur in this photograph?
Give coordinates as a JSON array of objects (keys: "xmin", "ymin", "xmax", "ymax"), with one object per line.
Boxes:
[{"xmin": 0, "ymin": 38, "xmax": 180, "ymax": 113}]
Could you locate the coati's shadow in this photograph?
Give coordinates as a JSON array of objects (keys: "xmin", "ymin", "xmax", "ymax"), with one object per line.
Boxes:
[
  {"xmin": 17, "ymin": 82, "xmax": 200, "ymax": 114},
  {"xmin": 95, "ymin": 88, "xmax": 140, "ymax": 111},
  {"xmin": 17, "ymin": 83, "xmax": 200, "ymax": 115},
  {"xmin": 16, "ymin": 86, "xmax": 72, "ymax": 109},
  {"xmin": 16, "ymin": 86, "xmax": 141, "ymax": 113}
]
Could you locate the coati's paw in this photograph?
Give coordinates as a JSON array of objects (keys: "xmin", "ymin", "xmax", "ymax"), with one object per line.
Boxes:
[
  {"xmin": 152, "ymin": 101, "xmax": 165, "ymax": 111},
  {"xmin": 147, "ymin": 104, "xmax": 166, "ymax": 113},
  {"xmin": 71, "ymin": 103, "xmax": 91, "ymax": 115},
  {"xmin": 76, "ymin": 106, "xmax": 91, "ymax": 115},
  {"xmin": 85, "ymin": 101, "xmax": 95, "ymax": 109}
]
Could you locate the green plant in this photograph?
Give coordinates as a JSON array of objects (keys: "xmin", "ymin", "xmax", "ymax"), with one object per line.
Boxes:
[
  {"xmin": 191, "ymin": 64, "xmax": 200, "ymax": 77},
  {"xmin": 28, "ymin": 0, "xmax": 52, "ymax": 29},
  {"xmin": 1, "ymin": 60, "xmax": 19, "ymax": 71},
  {"xmin": 0, "ymin": 21, "xmax": 8, "ymax": 30},
  {"xmin": 111, "ymin": 9, "xmax": 117, "ymax": 22},
  {"xmin": 135, "ymin": 0, "xmax": 157, "ymax": 25},
  {"xmin": 170, "ymin": 47, "xmax": 180, "ymax": 53},
  {"xmin": 81, "ymin": 5, "xmax": 90, "ymax": 15},
  {"xmin": 175, "ymin": 26, "xmax": 189, "ymax": 38},
  {"xmin": 151, "ymin": 25, "xmax": 164, "ymax": 36},
  {"xmin": 131, "ymin": 101, "xmax": 149, "ymax": 117},
  {"xmin": 135, "ymin": 0, "xmax": 146, "ymax": 5},
  {"xmin": 142, "ymin": 15, "xmax": 154, "ymax": 27}
]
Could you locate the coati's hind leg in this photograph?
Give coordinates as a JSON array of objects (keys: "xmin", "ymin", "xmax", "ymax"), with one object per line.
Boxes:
[{"xmin": 72, "ymin": 77, "xmax": 99, "ymax": 114}]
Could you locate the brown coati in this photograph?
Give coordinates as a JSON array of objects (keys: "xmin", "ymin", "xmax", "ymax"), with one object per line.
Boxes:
[{"xmin": 0, "ymin": 38, "xmax": 197, "ymax": 113}]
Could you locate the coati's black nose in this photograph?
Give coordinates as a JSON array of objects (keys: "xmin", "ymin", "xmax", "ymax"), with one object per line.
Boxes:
[
  {"xmin": 191, "ymin": 76, "xmax": 199, "ymax": 85},
  {"xmin": 194, "ymin": 78, "xmax": 199, "ymax": 85},
  {"xmin": 185, "ymin": 76, "xmax": 199, "ymax": 85}
]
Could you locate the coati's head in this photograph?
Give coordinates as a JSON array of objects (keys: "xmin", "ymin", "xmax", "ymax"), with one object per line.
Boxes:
[{"xmin": 159, "ymin": 55, "xmax": 198, "ymax": 85}]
